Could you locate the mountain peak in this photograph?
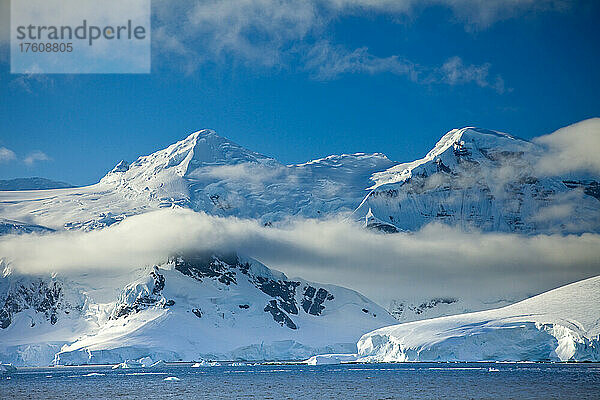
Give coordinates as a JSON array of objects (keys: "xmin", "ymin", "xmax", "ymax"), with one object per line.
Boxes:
[
  {"xmin": 369, "ymin": 126, "xmax": 535, "ymax": 188},
  {"xmin": 111, "ymin": 160, "xmax": 130, "ymax": 173},
  {"xmin": 160, "ymin": 129, "xmax": 275, "ymax": 170},
  {"xmin": 456, "ymin": 126, "xmax": 529, "ymax": 143}
]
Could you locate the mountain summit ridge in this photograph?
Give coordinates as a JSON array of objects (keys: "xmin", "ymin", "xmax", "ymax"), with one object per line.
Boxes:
[{"xmin": 0, "ymin": 125, "xmax": 597, "ymax": 234}]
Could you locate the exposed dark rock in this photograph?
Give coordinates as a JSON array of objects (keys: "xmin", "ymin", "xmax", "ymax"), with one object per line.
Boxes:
[
  {"xmin": 410, "ymin": 298, "xmax": 458, "ymax": 315},
  {"xmin": 0, "ymin": 279, "xmax": 68, "ymax": 329},
  {"xmin": 563, "ymin": 180, "xmax": 600, "ymax": 201},
  {"xmin": 254, "ymin": 277, "xmax": 299, "ymax": 315},
  {"xmin": 208, "ymin": 194, "xmax": 231, "ymax": 210},
  {"xmin": 192, "ymin": 308, "xmax": 202, "ymax": 318},
  {"xmin": 174, "ymin": 253, "xmax": 237, "ymax": 285},
  {"xmin": 264, "ymin": 300, "xmax": 297, "ymax": 329},
  {"xmin": 366, "ymin": 221, "xmax": 399, "ymax": 234},
  {"xmin": 151, "ymin": 269, "xmax": 165, "ymax": 294},
  {"xmin": 169, "ymin": 252, "xmax": 338, "ymax": 328},
  {"xmin": 453, "ymin": 141, "xmax": 470, "ymax": 157},
  {"xmin": 436, "ymin": 158, "xmax": 452, "ymax": 173},
  {"xmin": 369, "ymin": 189, "xmax": 399, "ymax": 199},
  {"xmin": 301, "ymin": 286, "xmax": 334, "ymax": 316}
]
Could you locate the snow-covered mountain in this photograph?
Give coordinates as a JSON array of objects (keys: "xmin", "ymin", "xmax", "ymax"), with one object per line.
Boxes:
[
  {"xmin": 0, "ymin": 128, "xmax": 597, "ymax": 234},
  {"xmin": 386, "ymin": 296, "xmax": 518, "ymax": 324},
  {"xmin": 98, "ymin": 129, "xmax": 397, "ymax": 226},
  {"xmin": 0, "ymin": 126, "xmax": 598, "ymax": 365},
  {"xmin": 357, "ymin": 276, "xmax": 600, "ymax": 362},
  {"xmin": 0, "ymin": 130, "xmax": 395, "ymax": 230},
  {"xmin": 357, "ymin": 127, "xmax": 600, "ymax": 234},
  {"xmin": 0, "ymin": 253, "xmax": 395, "ymax": 366}
]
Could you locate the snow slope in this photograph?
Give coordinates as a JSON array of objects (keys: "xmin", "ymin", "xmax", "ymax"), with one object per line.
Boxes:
[
  {"xmin": 356, "ymin": 127, "xmax": 600, "ymax": 234},
  {"xmin": 357, "ymin": 276, "xmax": 600, "ymax": 362},
  {"xmin": 0, "ymin": 253, "xmax": 395, "ymax": 366}
]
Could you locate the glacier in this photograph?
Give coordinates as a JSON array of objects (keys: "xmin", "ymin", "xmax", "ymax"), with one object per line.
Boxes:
[{"xmin": 357, "ymin": 276, "xmax": 600, "ymax": 362}]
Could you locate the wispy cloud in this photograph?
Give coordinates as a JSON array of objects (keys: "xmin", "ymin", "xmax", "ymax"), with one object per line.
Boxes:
[
  {"xmin": 304, "ymin": 41, "xmax": 418, "ymax": 80},
  {"xmin": 433, "ymin": 56, "xmax": 507, "ymax": 93},
  {"xmin": 305, "ymin": 42, "xmax": 506, "ymax": 92},
  {"xmin": 9, "ymin": 69, "xmax": 54, "ymax": 94},
  {"xmin": 326, "ymin": 0, "xmax": 570, "ymax": 29},
  {"xmin": 1, "ymin": 209, "xmax": 598, "ymax": 307},
  {"xmin": 149, "ymin": 0, "xmax": 531, "ymax": 88},
  {"xmin": 153, "ymin": 0, "xmax": 319, "ymax": 69},
  {"xmin": 23, "ymin": 150, "xmax": 51, "ymax": 166},
  {"xmin": 0, "ymin": 0, "xmax": 551, "ymax": 89},
  {"xmin": 0, "ymin": 147, "xmax": 16, "ymax": 163}
]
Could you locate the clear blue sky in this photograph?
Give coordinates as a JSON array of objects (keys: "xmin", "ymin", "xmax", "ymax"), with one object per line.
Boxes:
[{"xmin": 0, "ymin": 0, "xmax": 599, "ymax": 185}]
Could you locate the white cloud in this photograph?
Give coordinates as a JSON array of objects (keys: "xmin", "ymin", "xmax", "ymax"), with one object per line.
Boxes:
[
  {"xmin": 304, "ymin": 41, "xmax": 418, "ymax": 80},
  {"xmin": 23, "ymin": 150, "xmax": 51, "ymax": 166},
  {"xmin": 153, "ymin": 0, "xmax": 319, "ymax": 68},
  {"xmin": 0, "ymin": 0, "xmax": 570, "ymax": 76},
  {"xmin": 0, "ymin": 147, "xmax": 16, "ymax": 163},
  {"xmin": 305, "ymin": 43, "xmax": 505, "ymax": 91},
  {"xmin": 1, "ymin": 208, "xmax": 598, "ymax": 307},
  {"xmin": 149, "ymin": 0, "xmax": 536, "ymax": 87},
  {"xmin": 534, "ymin": 118, "xmax": 600, "ymax": 175},
  {"xmin": 434, "ymin": 56, "xmax": 506, "ymax": 93}
]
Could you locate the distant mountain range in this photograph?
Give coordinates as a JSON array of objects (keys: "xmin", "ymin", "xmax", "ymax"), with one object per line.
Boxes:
[
  {"xmin": 1, "ymin": 128, "xmax": 597, "ymax": 234},
  {"xmin": 0, "ymin": 177, "xmax": 73, "ymax": 191}
]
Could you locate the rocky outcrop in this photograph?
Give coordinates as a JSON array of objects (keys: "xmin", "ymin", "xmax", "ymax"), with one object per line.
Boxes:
[{"xmin": 0, "ymin": 277, "xmax": 80, "ymax": 329}]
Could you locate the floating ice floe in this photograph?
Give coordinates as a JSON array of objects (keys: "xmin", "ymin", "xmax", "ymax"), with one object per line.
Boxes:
[
  {"xmin": 112, "ymin": 359, "xmax": 144, "ymax": 369},
  {"xmin": 148, "ymin": 360, "xmax": 167, "ymax": 368},
  {"xmin": 303, "ymin": 354, "xmax": 358, "ymax": 365},
  {"xmin": 191, "ymin": 360, "xmax": 221, "ymax": 367}
]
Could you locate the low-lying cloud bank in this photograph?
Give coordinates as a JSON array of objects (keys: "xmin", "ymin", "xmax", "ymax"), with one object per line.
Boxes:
[{"xmin": 1, "ymin": 209, "xmax": 598, "ymax": 306}]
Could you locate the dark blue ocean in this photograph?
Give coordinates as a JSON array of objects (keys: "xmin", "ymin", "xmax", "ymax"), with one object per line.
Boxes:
[{"xmin": 2, "ymin": 362, "xmax": 599, "ymax": 399}]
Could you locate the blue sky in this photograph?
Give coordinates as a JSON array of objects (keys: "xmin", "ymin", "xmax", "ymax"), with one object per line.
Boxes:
[{"xmin": 0, "ymin": 0, "xmax": 599, "ymax": 185}]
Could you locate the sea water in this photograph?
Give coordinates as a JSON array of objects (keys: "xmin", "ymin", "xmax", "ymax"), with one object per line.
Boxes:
[{"xmin": 2, "ymin": 362, "xmax": 599, "ymax": 399}]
